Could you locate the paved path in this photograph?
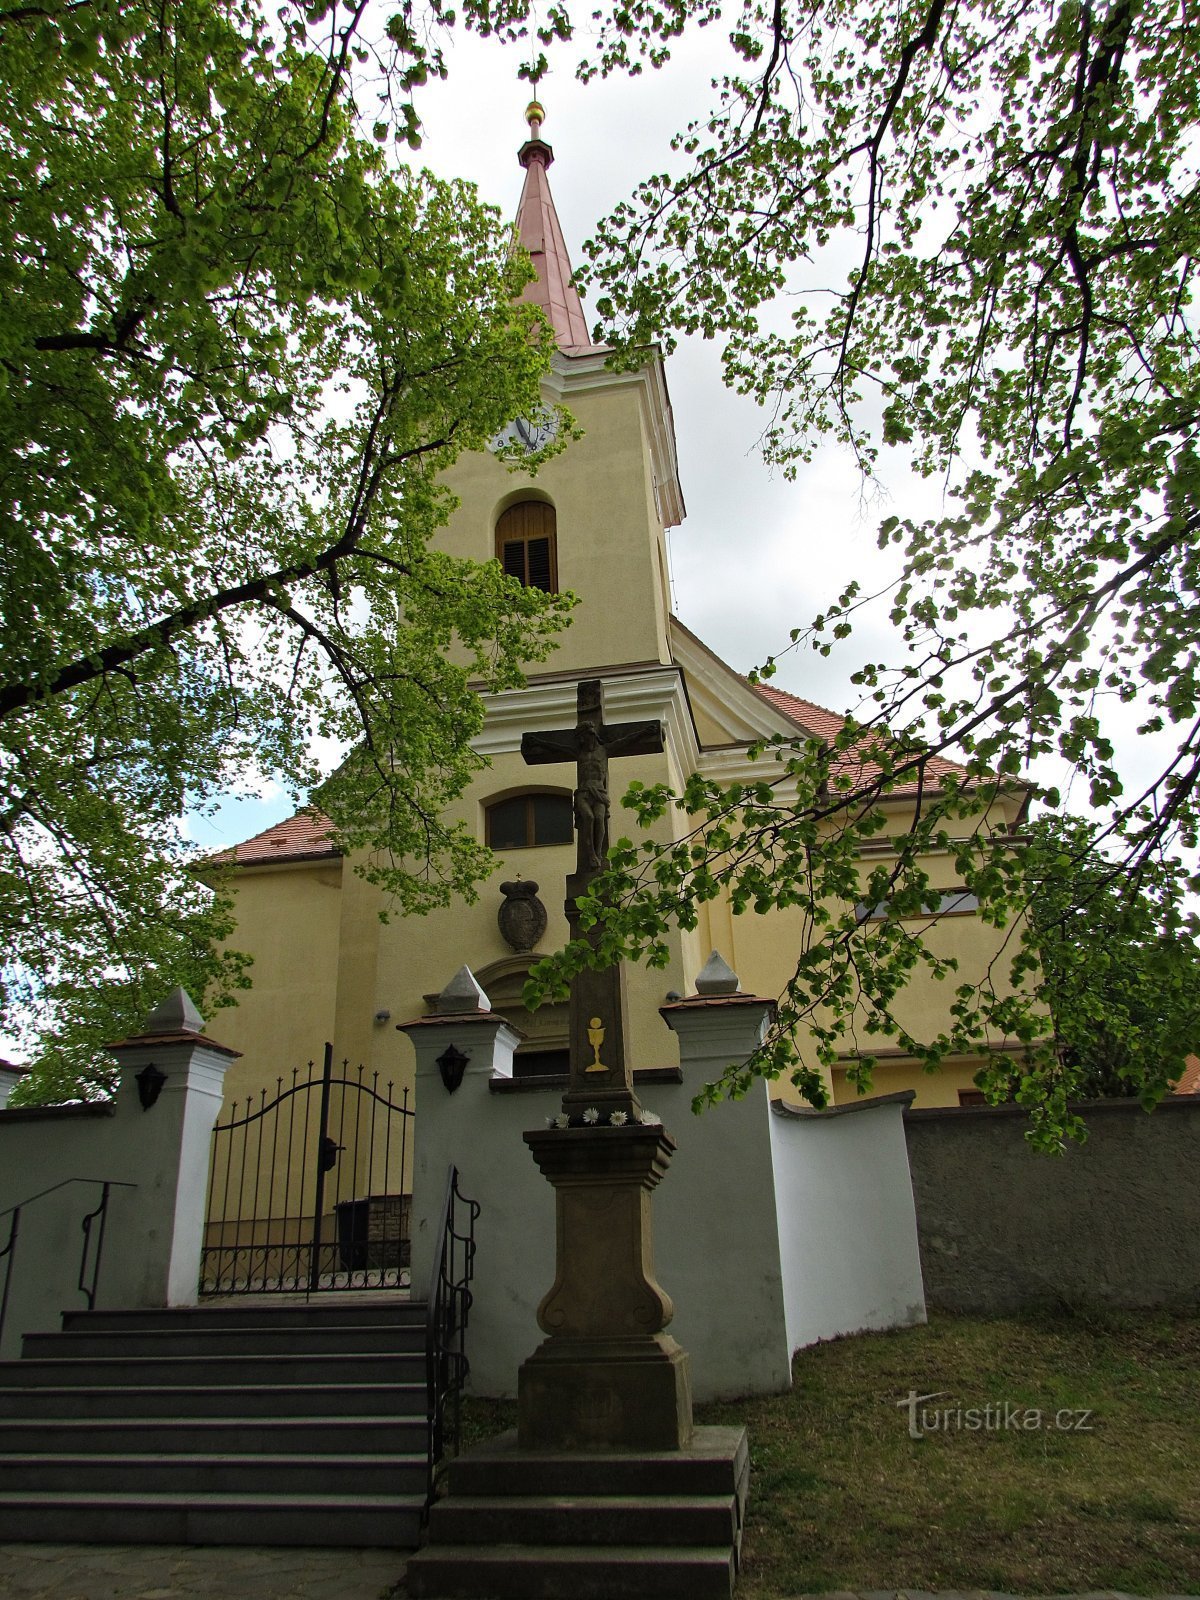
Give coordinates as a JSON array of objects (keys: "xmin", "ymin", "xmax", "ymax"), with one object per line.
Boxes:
[
  {"xmin": 0, "ymin": 1550, "xmax": 1196, "ymax": 1600},
  {"xmin": 0, "ymin": 1545, "xmax": 407, "ymax": 1599}
]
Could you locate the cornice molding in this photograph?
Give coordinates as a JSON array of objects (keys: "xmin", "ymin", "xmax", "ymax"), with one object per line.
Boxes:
[
  {"xmin": 542, "ymin": 349, "xmax": 686, "ymax": 530},
  {"xmin": 474, "ymin": 664, "xmax": 700, "ymax": 777}
]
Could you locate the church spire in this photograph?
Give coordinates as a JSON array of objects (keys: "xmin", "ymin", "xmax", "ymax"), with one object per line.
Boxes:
[{"xmin": 515, "ymin": 101, "xmax": 597, "ymax": 354}]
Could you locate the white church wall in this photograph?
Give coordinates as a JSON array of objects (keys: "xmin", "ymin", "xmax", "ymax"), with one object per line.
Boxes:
[{"xmin": 769, "ymin": 1091, "xmax": 927, "ymax": 1353}]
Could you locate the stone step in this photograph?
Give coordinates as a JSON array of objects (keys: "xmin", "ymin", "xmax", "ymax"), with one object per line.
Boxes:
[
  {"xmin": 0, "ymin": 1452, "xmax": 426, "ymax": 1497},
  {"xmin": 447, "ymin": 1426, "xmax": 750, "ymax": 1500},
  {"xmin": 0, "ymin": 1415, "xmax": 426, "ymax": 1455},
  {"xmin": 427, "ymin": 1491, "xmax": 738, "ymax": 1548},
  {"xmin": 22, "ymin": 1323, "xmax": 423, "ymax": 1360},
  {"xmin": 0, "ymin": 1490, "xmax": 421, "ymax": 1549},
  {"xmin": 62, "ymin": 1300, "xmax": 424, "ymax": 1333},
  {"xmin": 404, "ymin": 1542, "xmax": 736, "ymax": 1599},
  {"xmin": 0, "ymin": 1381, "xmax": 424, "ymax": 1419},
  {"xmin": 0, "ymin": 1351, "xmax": 421, "ymax": 1388},
  {"xmin": 0, "ymin": 1300, "xmax": 437, "ymax": 1551}
]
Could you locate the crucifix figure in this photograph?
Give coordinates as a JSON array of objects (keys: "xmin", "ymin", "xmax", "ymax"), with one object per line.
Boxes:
[
  {"xmin": 573, "ymin": 723, "xmax": 609, "ymax": 872},
  {"xmin": 522, "ymin": 678, "xmax": 664, "ymax": 1114}
]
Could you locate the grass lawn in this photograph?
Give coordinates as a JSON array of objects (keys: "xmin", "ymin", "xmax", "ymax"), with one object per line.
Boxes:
[{"xmin": 462, "ymin": 1312, "xmax": 1200, "ymax": 1596}]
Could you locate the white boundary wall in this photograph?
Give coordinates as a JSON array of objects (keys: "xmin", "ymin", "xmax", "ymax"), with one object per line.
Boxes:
[
  {"xmin": 770, "ymin": 1093, "xmax": 927, "ymax": 1353},
  {"xmin": 404, "ymin": 985, "xmax": 926, "ymax": 1402},
  {"xmin": 0, "ymin": 1001, "xmax": 236, "ymax": 1359}
]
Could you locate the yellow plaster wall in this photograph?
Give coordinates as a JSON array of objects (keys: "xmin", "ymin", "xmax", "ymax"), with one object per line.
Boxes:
[
  {"xmin": 830, "ymin": 1058, "xmax": 980, "ymax": 1107},
  {"xmin": 218, "ymin": 861, "xmax": 343, "ymax": 1107},
  {"xmin": 329, "ymin": 863, "xmax": 389, "ymax": 1082},
  {"xmin": 440, "ymin": 375, "xmax": 672, "ymax": 673},
  {"xmin": 689, "ymin": 794, "xmax": 1032, "ymax": 1111}
]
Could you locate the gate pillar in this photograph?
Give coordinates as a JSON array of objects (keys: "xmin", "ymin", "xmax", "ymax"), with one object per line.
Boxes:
[
  {"xmin": 105, "ymin": 990, "xmax": 241, "ymax": 1309},
  {"xmin": 399, "ymin": 967, "xmax": 522, "ymax": 1299}
]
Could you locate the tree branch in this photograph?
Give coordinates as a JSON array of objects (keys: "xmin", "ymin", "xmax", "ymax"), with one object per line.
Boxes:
[{"xmin": 0, "ymin": 419, "xmax": 450, "ymax": 719}]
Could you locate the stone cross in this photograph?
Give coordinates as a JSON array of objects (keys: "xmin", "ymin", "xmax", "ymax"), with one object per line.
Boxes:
[
  {"xmin": 521, "ymin": 679, "xmax": 663, "ymax": 1114},
  {"xmin": 521, "ymin": 679, "xmax": 663, "ymax": 880}
]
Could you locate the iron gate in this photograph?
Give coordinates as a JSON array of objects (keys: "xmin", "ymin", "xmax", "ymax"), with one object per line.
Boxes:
[{"xmin": 200, "ymin": 1045, "xmax": 414, "ymax": 1296}]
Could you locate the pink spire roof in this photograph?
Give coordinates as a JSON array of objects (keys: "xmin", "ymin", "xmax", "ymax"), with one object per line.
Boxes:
[{"xmin": 515, "ymin": 102, "xmax": 600, "ymax": 355}]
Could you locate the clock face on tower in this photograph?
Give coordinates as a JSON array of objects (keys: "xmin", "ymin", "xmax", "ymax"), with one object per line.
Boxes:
[{"xmin": 491, "ymin": 409, "xmax": 560, "ymax": 456}]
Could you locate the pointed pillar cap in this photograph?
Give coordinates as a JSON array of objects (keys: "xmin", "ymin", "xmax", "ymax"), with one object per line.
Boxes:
[
  {"xmin": 144, "ymin": 987, "xmax": 206, "ymax": 1034},
  {"xmin": 435, "ymin": 965, "xmax": 492, "ymax": 1015},
  {"xmin": 106, "ymin": 986, "xmax": 241, "ymax": 1057},
  {"xmin": 694, "ymin": 951, "xmax": 741, "ymax": 997}
]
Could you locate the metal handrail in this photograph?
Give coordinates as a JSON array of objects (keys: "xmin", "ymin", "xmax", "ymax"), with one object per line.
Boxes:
[
  {"xmin": 0, "ymin": 1178, "xmax": 136, "ymax": 1346},
  {"xmin": 424, "ymin": 1165, "xmax": 480, "ymax": 1518},
  {"xmin": 0, "ymin": 1176, "xmax": 135, "ymax": 1224}
]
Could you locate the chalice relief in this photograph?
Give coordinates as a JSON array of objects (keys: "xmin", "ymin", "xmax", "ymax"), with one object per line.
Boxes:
[{"xmin": 586, "ymin": 1016, "xmax": 607, "ymax": 1072}]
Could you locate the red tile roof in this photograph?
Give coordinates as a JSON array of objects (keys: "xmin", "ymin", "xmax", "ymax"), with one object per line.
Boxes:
[
  {"xmin": 214, "ymin": 809, "xmax": 339, "ymax": 868},
  {"xmin": 1174, "ymin": 1055, "xmax": 1200, "ymax": 1094},
  {"xmin": 752, "ymin": 682, "xmax": 863, "ymax": 743},
  {"xmin": 749, "ymin": 680, "xmax": 970, "ymax": 796}
]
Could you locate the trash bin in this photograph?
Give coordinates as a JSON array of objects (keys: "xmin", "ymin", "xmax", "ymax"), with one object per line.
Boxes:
[{"xmin": 335, "ymin": 1197, "xmax": 370, "ymax": 1271}]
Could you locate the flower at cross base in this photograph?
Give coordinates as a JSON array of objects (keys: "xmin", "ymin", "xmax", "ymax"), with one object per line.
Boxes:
[
  {"xmin": 609, "ymin": 1110, "xmax": 628, "ymax": 1127},
  {"xmin": 639, "ymin": 1108, "xmax": 660, "ymax": 1126},
  {"xmin": 582, "ymin": 1107, "xmax": 600, "ymax": 1124},
  {"xmin": 552, "ymin": 1113, "xmax": 570, "ymax": 1129}
]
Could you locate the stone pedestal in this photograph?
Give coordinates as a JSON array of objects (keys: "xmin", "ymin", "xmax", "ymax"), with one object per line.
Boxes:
[
  {"xmin": 518, "ymin": 1332, "xmax": 692, "ymax": 1452},
  {"xmin": 518, "ymin": 1124, "xmax": 693, "ymax": 1451},
  {"xmin": 406, "ymin": 1424, "xmax": 748, "ymax": 1600}
]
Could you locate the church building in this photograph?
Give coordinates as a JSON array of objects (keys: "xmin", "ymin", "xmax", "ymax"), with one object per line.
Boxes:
[{"xmin": 213, "ymin": 106, "xmax": 1027, "ymax": 1127}]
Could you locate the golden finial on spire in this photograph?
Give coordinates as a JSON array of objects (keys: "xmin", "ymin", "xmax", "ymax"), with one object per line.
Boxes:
[{"xmin": 518, "ymin": 89, "xmax": 552, "ymax": 171}]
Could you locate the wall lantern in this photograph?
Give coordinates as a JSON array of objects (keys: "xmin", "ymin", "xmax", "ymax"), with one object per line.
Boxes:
[
  {"xmin": 135, "ymin": 1062, "xmax": 167, "ymax": 1111},
  {"xmin": 436, "ymin": 1044, "xmax": 470, "ymax": 1095}
]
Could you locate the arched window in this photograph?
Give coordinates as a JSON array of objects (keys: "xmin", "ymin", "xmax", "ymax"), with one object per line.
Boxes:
[
  {"xmin": 496, "ymin": 501, "xmax": 557, "ymax": 592},
  {"xmin": 486, "ymin": 792, "xmax": 573, "ymax": 851}
]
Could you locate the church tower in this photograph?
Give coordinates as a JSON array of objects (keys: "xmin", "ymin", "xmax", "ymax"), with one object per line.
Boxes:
[{"xmin": 435, "ymin": 99, "xmax": 684, "ymax": 676}]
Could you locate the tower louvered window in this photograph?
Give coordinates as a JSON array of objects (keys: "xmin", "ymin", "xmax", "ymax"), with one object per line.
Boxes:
[{"xmin": 496, "ymin": 501, "xmax": 557, "ymax": 593}]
